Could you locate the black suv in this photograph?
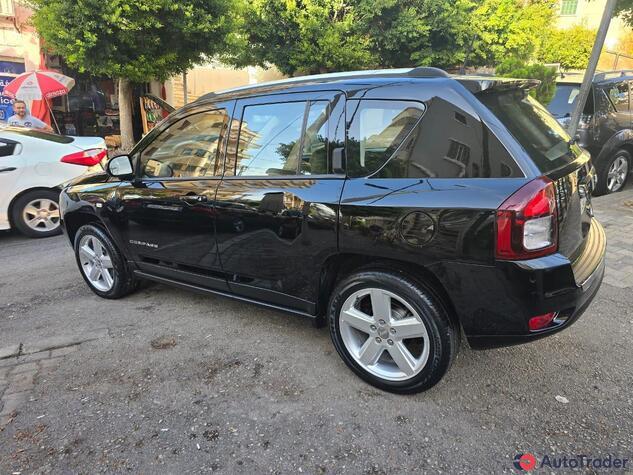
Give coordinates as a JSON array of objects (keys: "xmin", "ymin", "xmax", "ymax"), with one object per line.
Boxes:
[
  {"xmin": 60, "ymin": 68, "xmax": 605, "ymax": 393},
  {"xmin": 548, "ymin": 70, "xmax": 633, "ymax": 195}
]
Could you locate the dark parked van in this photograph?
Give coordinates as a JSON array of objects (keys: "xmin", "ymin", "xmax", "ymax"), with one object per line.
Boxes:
[
  {"xmin": 60, "ymin": 68, "xmax": 605, "ymax": 393},
  {"xmin": 548, "ymin": 70, "xmax": 633, "ymax": 195}
]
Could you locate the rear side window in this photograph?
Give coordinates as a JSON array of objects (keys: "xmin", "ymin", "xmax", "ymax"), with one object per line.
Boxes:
[
  {"xmin": 347, "ymin": 98, "xmax": 523, "ymax": 178},
  {"xmin": 478, "ymin": 89, "xmax": 578, "ymax": 174},
  {"xmin": 234, "ymin": 101, "xmax": 330, "ymax": 177}
]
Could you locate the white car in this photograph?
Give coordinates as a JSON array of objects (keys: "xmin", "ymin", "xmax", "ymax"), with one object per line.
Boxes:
[{"xmin": 0, "ymin": 127, "xmax": 107, "ymax": 238}]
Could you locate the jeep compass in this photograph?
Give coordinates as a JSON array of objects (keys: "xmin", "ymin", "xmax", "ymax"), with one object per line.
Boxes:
[{"xmin": 59, "ymin": 68, "xmax": 606, "ymax": 393}]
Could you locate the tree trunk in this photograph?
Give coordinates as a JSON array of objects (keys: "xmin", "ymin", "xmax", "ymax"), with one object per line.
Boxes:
[{"xmin": 118, "ymin": 78, "xmax": 134, "ymax": 152}]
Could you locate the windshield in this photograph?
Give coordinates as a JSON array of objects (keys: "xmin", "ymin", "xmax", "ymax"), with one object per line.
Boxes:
[{"xmin": 478, "ymin": 89, "xmax": 580, "ymax": 173}]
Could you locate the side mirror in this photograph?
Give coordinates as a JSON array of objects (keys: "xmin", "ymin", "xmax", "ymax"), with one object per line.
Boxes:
[{"xmin": 106, "ymin": 155, "xmax": 134, "ymax": 178}]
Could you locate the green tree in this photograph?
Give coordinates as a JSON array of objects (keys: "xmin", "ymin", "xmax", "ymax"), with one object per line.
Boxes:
[
  {"xmin": 496, "ymin": 58, "xmax": 558, "ymax": 104},
  {"xmin": 226, "ymin": 0, "xmax": 476, "ymax": 76},
  {"xmin": 29, "ymin": 0, "xmax": 237, "ymax": 149},
  {"xmin": 469, "ymin": 0, "xmax": 556, "ymax": 66},
  {"xmin": 616, "ymin": 0, "xmax": 633, "ymax": 26},
  {"xmin": 539, "ymin": 25, "xmax": 596, "ymax": 70},
  {"xmin": 227, "ymin": 0, "xmax": 376, "ymax": 76},
  {"xmin": 353, "ymin": 0, "xmax": 474, "ymax": 68}
]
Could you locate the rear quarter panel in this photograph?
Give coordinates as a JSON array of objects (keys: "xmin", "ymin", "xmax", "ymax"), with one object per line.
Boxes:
[
  {"xmin": 339, "ymin": 177, "xmax": 528, "ymax": 266},
  {"xmin": 9, "ymin": 137, "xmax": 100, "ymax": 207}
]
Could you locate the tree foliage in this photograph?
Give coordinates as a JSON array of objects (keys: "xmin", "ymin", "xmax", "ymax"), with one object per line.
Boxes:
[
  {"xmin": 496, "ymin": 58, "xmax": 558, "ymax": 104},
  {"xmin": 469, "ymin": 0, "xmax": 556, "ymax": 66},
  {"xmin": 353, "ymin": 0, "xmax": 474, "ymax": 68},
  {"xmin": 226, "ymin": 0, "xmax": 375, "ymax": 76},
  {"xmin": 226, "ymin": 0, "xmax": 564, "ymax": 75},
  {"xmin": 539, "ymin": 25, "xmax": 596, "ymax": 70},
  {"xmin": 29, "ymin": 0, "xmax": 237, "ymax": 82},
  {"xmin": 226, "ymin": 0, "xmax": 475, "ymax": 76},
  {"xmin": 615, "ymin": 0, "xmax": 633, "ymax": 27},
  {"xmin": 29, "ymin": 0, "xmax": 237, "ymax": 149}
]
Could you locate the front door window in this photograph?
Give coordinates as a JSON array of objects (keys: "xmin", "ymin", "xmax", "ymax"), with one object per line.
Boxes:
[{"xmin": 140, "ymin": 109, "xmax": 228, "ymax": 178}]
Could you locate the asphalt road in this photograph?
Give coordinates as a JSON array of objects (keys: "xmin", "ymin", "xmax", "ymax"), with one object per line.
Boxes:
[{"xmin": 0, "ymin": 209, "xmax": 632, "ymax": 473}]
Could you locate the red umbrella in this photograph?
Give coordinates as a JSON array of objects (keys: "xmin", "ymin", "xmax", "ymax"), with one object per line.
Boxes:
[{"xmin": 3, "ymin": 70, "xmax": 75, "ymax": 101}]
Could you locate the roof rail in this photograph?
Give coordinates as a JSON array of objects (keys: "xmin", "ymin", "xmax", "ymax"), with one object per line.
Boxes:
[
  {"xmin": 594, "ymin": 69, "xmax": 633, "ymax": 81},
  {"xmin": 198, "ymin": 67, "xmax": 450, "ymax": 101}
]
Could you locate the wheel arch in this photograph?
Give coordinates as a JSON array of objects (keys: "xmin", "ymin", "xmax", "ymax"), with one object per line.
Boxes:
[
  {"xmin": 63, "ymin": 210, "xmax": 104, "ymax": 244},
  {"xmin": 615, "ymin": 142, "xmax": 633, "ymax": 161},
  {"xmin": 594, "ymin": 130, "xmax": 633, "ymax": 167},
  {"xmin": 316, "ymin": 253, "xmax": 461, "ymax": 332}
]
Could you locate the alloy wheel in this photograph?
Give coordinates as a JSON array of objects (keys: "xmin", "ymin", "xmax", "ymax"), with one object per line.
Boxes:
[
  {"xmin": 22, "ymin": 198, "xmax": 60, "ymax": 233},
  {"xmin": 78, "ymin": 234, "xmax": 115, "ymax": 292},
  {"xmin": 339, "ymin": 288, "xmax": 431, "ymax": 382},
  {"xmin": 607, "ymin": 155, "xmax": 629, "ymax": 193}
]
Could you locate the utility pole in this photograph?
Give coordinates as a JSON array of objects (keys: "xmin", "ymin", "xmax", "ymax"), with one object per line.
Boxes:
[{"xmin": 568, "ymin": 0, "xmax": 617, "ymax": 138}]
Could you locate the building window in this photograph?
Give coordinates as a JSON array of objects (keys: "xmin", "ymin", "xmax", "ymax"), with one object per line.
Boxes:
[
  {"xmin": 560, "ymin": 0, "xmax": 578, "ymax": 15},
  {"xmin": 0, "ymin": 0, "xmax": 14, "ymax": 17}
]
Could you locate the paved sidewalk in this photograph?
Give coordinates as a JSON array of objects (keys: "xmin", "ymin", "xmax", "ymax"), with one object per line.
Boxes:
[{"xmin": 593, "ymin": 187, "xmax": 633, "ymax": 288}]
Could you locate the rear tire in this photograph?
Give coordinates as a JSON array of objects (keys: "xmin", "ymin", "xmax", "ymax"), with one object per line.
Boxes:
[
  {"xmin": 11, "ymin": 189, "xmax": 62, "ymax": 238},
  {"xmin": 595, "ymin": 149, "xmax": 630, "ymax": 195},
  {"xmin": 328, "ymin": 270, "xmax": 458, "ymax": 394},
  {"xmin": 74, "ymin": 224, "xmax": 138, "ymax": 299}
]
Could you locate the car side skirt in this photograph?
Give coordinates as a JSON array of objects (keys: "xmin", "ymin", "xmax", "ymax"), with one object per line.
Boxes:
[{"xmin": 134, "ymin": 270, "xmax": 317, "ymax": 321}]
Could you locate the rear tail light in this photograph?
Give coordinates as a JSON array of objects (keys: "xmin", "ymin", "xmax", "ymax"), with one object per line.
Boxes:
[
  {"xmin": 495, "ymin": 177, "xmax": 558, "ymax": 260},
  {"xmin": 528, "ymin": 312, "xmax": 557, "ymax": 331},
  {"xmin": 61, "ymin": 148, "xmax": 107, "ymax": 166}
]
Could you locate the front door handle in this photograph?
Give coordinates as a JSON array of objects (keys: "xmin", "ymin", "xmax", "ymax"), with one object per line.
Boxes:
[
  {"xmin": 0, "ymin": 167, "xmax": 16, "ymax": 173},
  {"xmin": 180, "ymin": 194, "xmax": 208, "ymax": 204}
]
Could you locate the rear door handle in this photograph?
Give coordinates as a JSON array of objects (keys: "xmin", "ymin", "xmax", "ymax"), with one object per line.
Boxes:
[
  {"xmin": 180, "ymin": 194, "xmax": 208, "ymax": 204},
  {"xmin": 0, "ymin": 167, "xmax": 16, "ymax": 173}
]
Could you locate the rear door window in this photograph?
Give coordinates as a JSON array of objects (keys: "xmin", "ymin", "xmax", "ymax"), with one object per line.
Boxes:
[
  {"xmin": 345, "ymin": 100, "xmax": 424, "ymax": 177},
  {"xmin": 478, "ymin": 89, "xmax": 579, "ymax": 174}
]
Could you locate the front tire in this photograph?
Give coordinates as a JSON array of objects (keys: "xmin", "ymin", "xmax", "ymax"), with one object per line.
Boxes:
[
  {"xmin": 328, "ymin": 270, "xmax": 458, "ymax": 394},
  {"xmin": 595, "ymin": 149, "xmax": 630, "ymax": 195},
  {"xmin": 74, "ymin": 224, "xmax": 137, "ymax": 299},
  {"xmin": 11, "ymin": 189, "xmax": 62, "ymax": 238}
]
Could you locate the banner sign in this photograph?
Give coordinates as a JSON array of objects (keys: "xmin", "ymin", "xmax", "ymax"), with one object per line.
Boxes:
[{"xmin": 0, "ymin": 61, "xmax": 25, "ymax": 121}]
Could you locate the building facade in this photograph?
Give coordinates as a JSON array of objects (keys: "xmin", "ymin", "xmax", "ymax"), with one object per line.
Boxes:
[
  {"xmin": 556, "ymin": 0, "xmax": 632, "ymax": 70},
  {"xmin": 0, "ymin": 0, "xmax": 42, "ymax": 120}
]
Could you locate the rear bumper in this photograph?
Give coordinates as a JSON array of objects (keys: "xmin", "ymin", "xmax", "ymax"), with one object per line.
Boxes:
[
  {"xmin": 467, "ymin": 251, "xmax": 604, "ymax": 349},
  {"xmin": 435, "ymin": 219, "xmax": 606, "ymax": 349}
]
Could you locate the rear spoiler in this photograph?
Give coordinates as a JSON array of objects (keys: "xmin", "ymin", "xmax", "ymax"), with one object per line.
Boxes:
[{"xmin": 454, "ymin": 76, "xmax": 541, "ymax": 94}]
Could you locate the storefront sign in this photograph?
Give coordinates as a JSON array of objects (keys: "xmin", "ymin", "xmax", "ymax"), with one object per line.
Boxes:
[{"xmin": 0, "ymin": 61, "xmax": 25, "ymax": 121}]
